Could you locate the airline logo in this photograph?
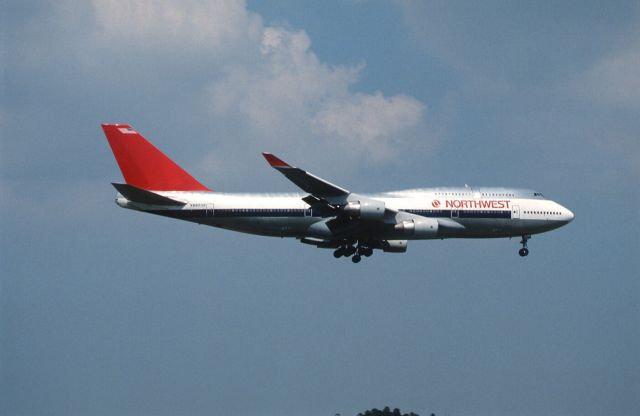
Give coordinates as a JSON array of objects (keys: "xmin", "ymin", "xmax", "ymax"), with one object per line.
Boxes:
[
  {"xmin": 446, "ymin": 199, "xmax": 511, "ymax": 209},
  {"xmin": 431, "ymin": 199, "xmax": 511, "ymax": 209},
  {"xmin": 118, "ymin": 127, "xmax": 137, "ymax": 134}
]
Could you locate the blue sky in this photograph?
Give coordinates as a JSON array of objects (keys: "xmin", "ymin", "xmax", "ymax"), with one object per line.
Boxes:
[{"xmin": 1, "ymin": 1, "xmax": 639, "ymax": 415}]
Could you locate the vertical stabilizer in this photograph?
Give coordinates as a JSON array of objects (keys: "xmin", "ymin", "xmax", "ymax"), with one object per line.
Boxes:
[{"xmin": 102, "ymin": 124, "xmax": 210, "ymax": 191}]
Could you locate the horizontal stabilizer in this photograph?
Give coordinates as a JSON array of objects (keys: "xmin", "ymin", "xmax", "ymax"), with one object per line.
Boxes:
[{"xmin": 112, "ymin": 183, "xmax": 186, "ymax": 206}]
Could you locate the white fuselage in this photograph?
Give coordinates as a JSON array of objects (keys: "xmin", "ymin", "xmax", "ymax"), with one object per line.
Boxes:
[
  {"xmin": 102, "ymin": 124, "xmax": 574, "ymax": 258},
  {"xmin": 116, "ymin": 186, "xmax": 574, "ymax": 241}
]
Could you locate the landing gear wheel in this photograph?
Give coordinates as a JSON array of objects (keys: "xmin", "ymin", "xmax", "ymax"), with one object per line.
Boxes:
[
  {"xmin": 344, "ymin": 246, "xmax": 357, "ymax": 257},
  {"xmin": 333, "ymin": 248, "xmax": 344, "ymax": 258},
  {"xmin": 518, "ymin": 234, "xmax": 531, "ymax": 257},
  {"xmin": 351, "ymin": 255, "xmax": 362, "ymax": 264},
  {"xmin": 356, "ymin": 241, "xmax": 374, "ymax": 258}
]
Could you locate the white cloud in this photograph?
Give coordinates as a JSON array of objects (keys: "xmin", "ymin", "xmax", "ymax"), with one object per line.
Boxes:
[
  {"xmin": 578, "ymin": 43, "xmax": 640, "ymax": 110},
  {"xmin": 7, "ymin": 0, "xmax": 431, "ymax": 201},
  {"xmin": 211, "ymin": 27, "xmax": 359, "ymax": 124},
  {"xmin": 84, "ymin": 0, "xmax": 429, "ymax": 162},
  {"xmin": 312, "ymin": 93, "xmax": 424, "ymax": 159},
  {"xmin": 209, "ymin": 24, "xmax": 425, "ymax": 160},
  {"xmin": 570, "ymin": 28, "xmax": 640, "ymax": 177},
  {"xmin": 92, "ymin": 0, "xmax": 262, "ymax": 52}
]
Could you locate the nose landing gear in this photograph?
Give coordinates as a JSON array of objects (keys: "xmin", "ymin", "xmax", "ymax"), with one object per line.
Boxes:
[{"xmin": 519, "ymin": 235, "xmax": 531, "ymax": 257}]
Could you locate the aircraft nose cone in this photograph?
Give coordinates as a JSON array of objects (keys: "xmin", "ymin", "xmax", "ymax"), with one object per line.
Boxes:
[{"xmin": 565, "ymin": 208, "xmax": 574, "ymax": 223}]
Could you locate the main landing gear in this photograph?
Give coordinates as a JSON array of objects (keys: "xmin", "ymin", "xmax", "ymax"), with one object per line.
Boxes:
[
  {"xmin": 519, "ymin": 235, "xmax": 531, "ymax": 257},
  {"xmin": 333, "ymin": 241, "xmax": 373, "ymax": 263}
]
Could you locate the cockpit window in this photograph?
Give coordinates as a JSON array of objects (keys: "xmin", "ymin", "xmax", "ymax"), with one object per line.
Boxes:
[{"xmin": 533, "ymin": 192, "xmax": 545, "ymax": 198}]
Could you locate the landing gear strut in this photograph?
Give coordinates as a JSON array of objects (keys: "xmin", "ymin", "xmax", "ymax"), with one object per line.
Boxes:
[
  {"xmin": 519, "ymin": 235, "xmax": 530, "ymax": 257},
  {"xmin": 358, "ymin": 245, "xmax": 373, "ymax": 257},
  {"xmin": 333, "ymin": 242, "xmax": 354, "ymax": 258},
  {"xmin": 333, "ymin": 240, "xmax": 372, "ymax": 263}
]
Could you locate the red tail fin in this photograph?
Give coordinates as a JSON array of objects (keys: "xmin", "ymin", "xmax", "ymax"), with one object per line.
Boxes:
[{"xmin": 102, "ymin": 124, "xmax": 211, "ymax": 191}]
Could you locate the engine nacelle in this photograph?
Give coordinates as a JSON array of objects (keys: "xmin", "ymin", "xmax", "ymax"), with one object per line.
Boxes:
[
  {"xmin": 394, "ymin": 218, "xmax": 439, "ymax": 238},
  {"xmin": 381, "ymin": 240, "xmax": 408, "ymax": 253},
  {"xmin": 343, "ymin": 199, "xmax": 385, "ymax": 220}
]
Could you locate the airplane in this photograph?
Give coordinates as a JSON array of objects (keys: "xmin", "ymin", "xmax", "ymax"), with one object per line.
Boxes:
[{"xmin": 102, "ymin": 124, "xmax": 574, "ymax": 263}]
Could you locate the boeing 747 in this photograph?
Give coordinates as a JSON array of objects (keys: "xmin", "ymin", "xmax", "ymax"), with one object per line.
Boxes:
[{"xmin": 103, "ymin": 124, "xmax": 574, "ymax": 263}]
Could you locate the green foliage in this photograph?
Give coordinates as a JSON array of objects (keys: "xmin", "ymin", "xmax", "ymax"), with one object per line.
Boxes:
[{"xmin": 356, "ymin": 407, "xmax": 423, "ymax": 416}]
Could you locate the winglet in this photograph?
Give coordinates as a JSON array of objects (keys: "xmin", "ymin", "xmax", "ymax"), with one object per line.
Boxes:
[{"xmin": 262, "ymin": 152, "xmax": 290, "ymax": 168}]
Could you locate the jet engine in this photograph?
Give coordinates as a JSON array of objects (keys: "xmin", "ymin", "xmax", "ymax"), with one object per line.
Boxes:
[
  {"xmin": 381, "ymin": 240, "xmax": 408, "ymax": 253},
  {"xmin": 394, "ymin": 218, "xmax": 439, "ymax": 238},
  {"xmin": 342, "ymin": 199, "xmax": 385, "ymax": 220}
]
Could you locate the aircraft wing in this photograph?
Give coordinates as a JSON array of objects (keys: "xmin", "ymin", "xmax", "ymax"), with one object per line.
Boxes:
[
  {"xmin": 262, "ymin": 153, "xmax": 349, "ymax": 199},
  {"xmin": 262, "ymin": 153, "xmax": 399, "ymax": 226}
]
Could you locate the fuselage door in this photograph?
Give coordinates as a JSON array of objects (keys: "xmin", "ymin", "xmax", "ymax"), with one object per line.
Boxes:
[
  {"xmin": 512, "ymin": 205, "xmax": 520, "ymax": 220},
  {"xmin": 206, "ymin": 204, "xmax": 214, "ymax": 217}
]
